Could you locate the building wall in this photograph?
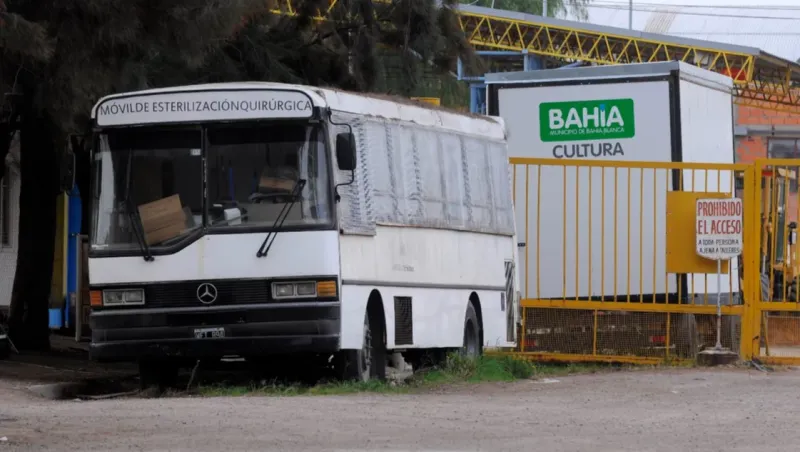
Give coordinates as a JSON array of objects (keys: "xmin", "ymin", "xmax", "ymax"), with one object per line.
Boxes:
[
  {"xmin": 0, "ymin": 139, "xmax": 20, "ymax": 309},
  {"xmin": 736, "ymin": 106, "xmax": 800, "ymax": 162},
  {"xmin": 736, "ymin": 105, "xmax": 800, "ymax": 162},
  {"xmin": 735, "ymin": 105, "xmax": 800, "ymax": 223}
]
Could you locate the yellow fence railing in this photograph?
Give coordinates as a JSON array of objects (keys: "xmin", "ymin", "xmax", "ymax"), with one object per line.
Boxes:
[
  {"xmin": 746, "ymin": 159, "xmax": 800, "ymax": 365},
  {"xmin": 504, "ymin": 157, "xmax": 800, "ymax": 365}
]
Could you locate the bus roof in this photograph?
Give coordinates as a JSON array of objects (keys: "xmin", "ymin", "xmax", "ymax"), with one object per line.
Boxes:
[{"xmin": 91, "ymin": 82, "xmax": 506, "ymax": 141}]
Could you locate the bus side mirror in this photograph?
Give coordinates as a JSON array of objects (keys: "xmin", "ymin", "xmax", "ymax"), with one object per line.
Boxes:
[{"xmin": 336, "ymin": 132, "xmax": 356, "ymax": 171}]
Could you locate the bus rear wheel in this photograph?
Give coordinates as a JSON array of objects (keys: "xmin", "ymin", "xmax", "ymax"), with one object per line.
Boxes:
[
  {"xmin": 461, "ymin": 302, "xmax": 482, "ymax": 359},
  {"xmin": 337, "ymin": 309, "xmax": 386, "ymax": 382}
]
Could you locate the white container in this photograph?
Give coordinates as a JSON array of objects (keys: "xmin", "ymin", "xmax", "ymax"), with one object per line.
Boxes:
[{"xmin": 486, "ymin": 61, "xmax": 737, "ymax": 302}]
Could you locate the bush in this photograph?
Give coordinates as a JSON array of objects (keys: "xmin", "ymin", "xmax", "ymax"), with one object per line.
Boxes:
[{"xmin": 496, "ymin": 355, "xmax": 535, "ymax": 379}]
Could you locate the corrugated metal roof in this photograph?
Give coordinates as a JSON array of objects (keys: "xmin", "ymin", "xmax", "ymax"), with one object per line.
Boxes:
[{"xmin": 565, "ymin": 4, "xmax": 800, "ymax": 63}]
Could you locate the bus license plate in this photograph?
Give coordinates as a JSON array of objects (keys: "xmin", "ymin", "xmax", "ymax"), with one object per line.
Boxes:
[{"xmin": 193, "ymin": 327, "xmax": 225, "ymax": 339}]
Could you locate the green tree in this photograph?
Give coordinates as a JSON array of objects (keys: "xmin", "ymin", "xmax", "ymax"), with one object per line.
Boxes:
[
  {"xmin": 196, "ymin": 0, "xmax": 475, "ymax": 100},
  {"xmin": 0, "ymin": 0, "xmax": 259, "ymax": 349},
  {"xmin": 470, "ymin": 0, "xmax": 590, "ymax": 20},
  {"xmin": 0, "ymin": 0, "xmax": 476, "ymax": 349}
]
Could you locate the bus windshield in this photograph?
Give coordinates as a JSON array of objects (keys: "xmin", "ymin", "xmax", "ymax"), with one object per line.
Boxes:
[{"xmin": 91, "ymin": 123, "xmax": 332, "ymax": 252}]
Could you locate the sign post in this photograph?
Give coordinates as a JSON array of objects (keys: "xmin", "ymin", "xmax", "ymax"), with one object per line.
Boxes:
[{"xmin": 695, "ymin": 198, "xmax": 743, "ymax": 351}]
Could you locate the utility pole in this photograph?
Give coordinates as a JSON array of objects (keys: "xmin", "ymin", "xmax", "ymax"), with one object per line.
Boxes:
[
  {"xmin": 543, "ymin": 0, "xmax": 548, "ymax": 17},
  {"xmin": 629, "ymin": 0, "xmax": 633, "ymax": 29}
]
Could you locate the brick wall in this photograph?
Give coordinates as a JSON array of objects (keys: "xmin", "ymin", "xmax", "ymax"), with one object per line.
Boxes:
[
  {"xmin": 736, "ymin": 105, "xmax": 800, "ymax": 222},
  {"xmin": 735, "ymin": 105, "xmax": 800, "ymax": 162}
]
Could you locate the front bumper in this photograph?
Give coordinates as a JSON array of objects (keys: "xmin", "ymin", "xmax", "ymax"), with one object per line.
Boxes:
[{"xmin": 89, "ymin": 302, "xmax": 340, "ymax": 362}]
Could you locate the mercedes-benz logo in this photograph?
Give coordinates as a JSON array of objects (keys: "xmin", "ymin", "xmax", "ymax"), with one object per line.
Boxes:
[{"xmin": 196, "ymin": 283, "xmax": 218, "ymax": 305}]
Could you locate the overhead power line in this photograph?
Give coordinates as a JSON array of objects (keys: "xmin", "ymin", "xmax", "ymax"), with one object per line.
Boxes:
[
  {"xmin": 583, "ymin": 3, "xmax": 800, "ymax": 21},
  {"xmin": 667, "ymin": 32, "xmax": 800, "ymax": 36},
  {"xmin": 589, "ymin": 1, "xmax": 800, "ymax": 11}
]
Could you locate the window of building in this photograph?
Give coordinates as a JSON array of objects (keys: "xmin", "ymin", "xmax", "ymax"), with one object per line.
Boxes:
[
  {"xmin": 1, "ymin": 166, "xmax": 10, "ymax": 246},
  {"xmin": 767, "ymin": 138, "xmax": 800, "ymax": 193}
]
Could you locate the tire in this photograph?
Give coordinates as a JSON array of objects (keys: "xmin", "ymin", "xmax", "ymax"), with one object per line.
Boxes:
[
  {"xmin": 337, "ymin": 309, "xmax": 386, "ymax": 382},
  {"xmin": 138, "ymin": 359, "xmax": 179, "ymax": 390},
  {"xmin": 461, "ymin": 302, "xmax": 482, "ymax": 358}
]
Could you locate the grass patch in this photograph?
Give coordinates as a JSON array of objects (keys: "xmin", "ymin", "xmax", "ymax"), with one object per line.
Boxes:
[
  {"xmin": 194, "ymin": 354, "xmax": 629, "ymax": 398},
  {"xmin": 419, "ymin": 354, "xmax": 536, "ymax": 384}
]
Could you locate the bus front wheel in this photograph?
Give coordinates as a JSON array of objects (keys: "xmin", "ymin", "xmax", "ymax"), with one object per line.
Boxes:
[{"xmin": 337, "ymin": 309, "xmax": 386, "ymax": 382}]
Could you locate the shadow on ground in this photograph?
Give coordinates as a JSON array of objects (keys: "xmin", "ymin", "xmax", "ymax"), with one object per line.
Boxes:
[{"xmin": 0, "ymin": 334, "xmax": 397, "ymax": 400}]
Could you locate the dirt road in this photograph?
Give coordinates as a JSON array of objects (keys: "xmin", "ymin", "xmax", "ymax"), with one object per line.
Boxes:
[{"xmin": 1, "ymin": 367, "xmax": 799, "ymax": 451}]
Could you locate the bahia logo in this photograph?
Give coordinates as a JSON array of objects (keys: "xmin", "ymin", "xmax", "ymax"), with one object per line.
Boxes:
[{"xmin": 539, "ymin": 98, "xmax": 635, "ymax": 142}]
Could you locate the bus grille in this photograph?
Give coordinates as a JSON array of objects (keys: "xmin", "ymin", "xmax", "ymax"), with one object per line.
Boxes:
[{"xmin": 144, "ymin": 279, "xmax": 271, "ymax": 308}]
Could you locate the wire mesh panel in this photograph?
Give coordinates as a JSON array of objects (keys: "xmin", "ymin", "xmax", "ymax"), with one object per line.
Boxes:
[{"xmin": 520, "ymin": 309, "xmax": 741, "ymax": 362}]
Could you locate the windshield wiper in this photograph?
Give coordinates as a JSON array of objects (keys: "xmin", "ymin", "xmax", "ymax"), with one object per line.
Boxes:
[
  {"xmin": 256, "ymin": 179, "xmax": 307, "ymax": 258},
  {"xmin": 121, "ymin": 151, "xmax": 153, "ymax": 262},
  {"xmin": 126, "ymin": 198, "xmax": 154, "ymax": 262}
]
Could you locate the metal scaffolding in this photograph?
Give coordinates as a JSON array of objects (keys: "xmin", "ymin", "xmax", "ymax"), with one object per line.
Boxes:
[{"xmin": 269, "ymin": 0, "xmax": 800, "ymax": 114}]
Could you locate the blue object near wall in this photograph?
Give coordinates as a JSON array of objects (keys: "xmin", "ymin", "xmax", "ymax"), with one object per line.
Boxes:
[
  {"xmin": 48, "ymin": 309, "xmax": 62, "ymax": 329},
  {"xmin": 66, "ymin": 185, "xmax": 82, "ymax": 328},
  {"xmin": 48, "ymin": 185, "xmax": 82, "ymax": 330},
  {"xmin": 470, "ymin": 84, "xmax": 487, "ymax": 115}
]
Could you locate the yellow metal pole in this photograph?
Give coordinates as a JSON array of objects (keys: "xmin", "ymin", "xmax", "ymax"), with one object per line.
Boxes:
[
  {"xmin": 652, "ymin": 168, "xmax": 658, "ymax": 303},
  {"xmin": 639, "ymin": 168, "xmax": 644, "ymax": 302},
  {"xmin": 588, "ymin": 168, "xmax": 593, "ymax": 299},
  {"xmin": 782, "ymin": 173, "xmax": 790, "ymax": 302},
  {"xmin": 563, "ymin": 166, "xmax": 567, "ymax": 300},
  {"xmin": 614, "ymin": 168, "xmax": 618, "ymax": 301},
  {"xmin": 536, "ymin": 165, "xmax": 541, "ymax": 300},
  {"xmin": 741, "ymin": 163, "xmax": 761, "ymax": 360},
  {"xmin": 575, "ymin": 167, "xmax": 580, "ymax": 301},
  {"xmin": 704, "ymin": 170, "xmax": 710, "ymax": 305},
  {"xmin": 627, "ymin": 167, "xmax": 631, "ymax": 303},
  {"xmin": 601, "ymin": 168, "xmax": 606, "ymax": 302}
]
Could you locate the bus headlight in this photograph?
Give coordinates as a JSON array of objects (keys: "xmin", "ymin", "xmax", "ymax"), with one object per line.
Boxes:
[
  {"xmin": 296, "ymin": 282, "xmax": 316, "ymax": 296},
  {"xmin": 102, "ymin": 289, "xmax": 145, "ymax": 306},
  {"xmin": 271, "ymin": 281, "xmax": 337, "ymax": 299},
  {"xmin": 273, "ymin": 283, "xmax": 295, "ymax": 298}
]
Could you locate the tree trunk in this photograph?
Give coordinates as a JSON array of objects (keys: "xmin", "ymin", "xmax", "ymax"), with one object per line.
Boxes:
[
  {"xmin": 0, "ymin": 121, "xmax": 13, "ymax": 180},
  {"xmin": 7, "ymin": 113, "xmax": 59, "ymax": 351}
]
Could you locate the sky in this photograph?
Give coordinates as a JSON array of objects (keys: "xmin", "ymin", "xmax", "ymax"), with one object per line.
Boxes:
[
  {"xmin": 620, "ymin": 0, "xmax": 800, "ymax": 6},
  {"xmin": 582, "ymin": 0, "xmax": 800, "ymax": 61},
  {"xmin": 585, "ymin": 0, "xmax": 800, "ymax": 17}
]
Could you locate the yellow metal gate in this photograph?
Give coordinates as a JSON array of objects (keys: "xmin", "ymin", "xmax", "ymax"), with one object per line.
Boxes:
[
  {"xmin": 745, "ymin": 159, "xmax": 800, "ymax": 365},
  {"xmin": 507, "ymin": 157, "xmax": 755, "ymax": 364}
]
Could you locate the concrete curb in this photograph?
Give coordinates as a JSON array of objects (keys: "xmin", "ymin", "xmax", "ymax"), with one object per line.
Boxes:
[{"xmin": 697, "ymin": 349, "xmax": 739, "ymax": 366}]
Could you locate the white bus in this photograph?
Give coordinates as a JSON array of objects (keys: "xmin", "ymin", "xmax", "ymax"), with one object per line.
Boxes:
[{"xmin": 87, "ymin": 82, "xmax": 519, "ymax": 385}]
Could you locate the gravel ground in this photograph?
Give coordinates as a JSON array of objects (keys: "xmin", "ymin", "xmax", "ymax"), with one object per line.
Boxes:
[{"xmin": 1, "ymin": 367, "xmax": 800, "ymax": 451}]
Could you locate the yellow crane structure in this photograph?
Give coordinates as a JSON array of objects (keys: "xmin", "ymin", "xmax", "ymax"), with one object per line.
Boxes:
[{"xmin": 269, "ymin": 0, "xmax": 800, "ymax": 114}]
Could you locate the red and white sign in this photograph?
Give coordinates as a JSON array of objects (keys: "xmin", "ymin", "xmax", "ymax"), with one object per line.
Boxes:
[{"xmin": 696, "ymin": 198, "xmax": 743, "ymax": 260}]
